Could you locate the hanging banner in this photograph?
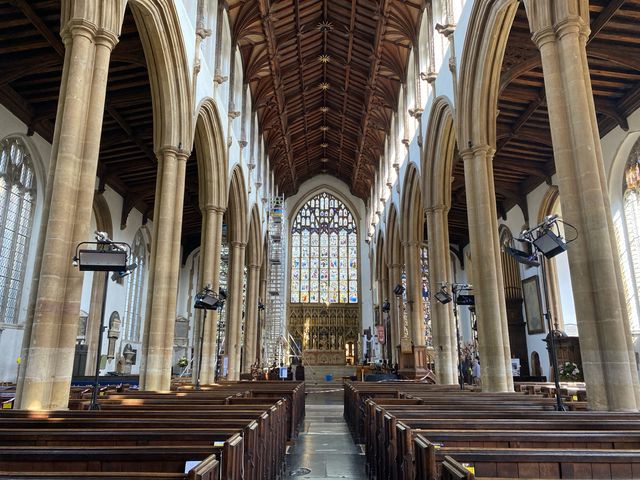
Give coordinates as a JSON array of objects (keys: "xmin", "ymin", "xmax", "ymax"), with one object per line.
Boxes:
[{"xmin": 376, "ymin": 325, "xmax": 385, "ymax": 344}]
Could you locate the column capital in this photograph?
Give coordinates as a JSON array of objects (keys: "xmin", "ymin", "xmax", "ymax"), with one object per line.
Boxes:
[
  {"xmin": 555, "ymin": 17, "xmax": 588, "ymax": 41},
  {"xmin": 425, "ymin": 204, "xmax": 449, "ymax": 215},
  {"xmin": 95, "ymin": 29, "xmax": 120, "ymax": 50},
  {"xmin": 230, "ymin": 241, "xmax": 247, "ymax": 249},
  {"xmin": 201, "ymin": 204, "xmax": 225, "ymax": 214},
  {"xmin": 530, "ymin": 26, "xmax": 556, "ymax": 49},
  {"xmin": 402, "ymin": 240, "xmax": 420, "ymax": 248},
  {"xmin": 460, "ymin": 144, "xmax": 495, "ymax": 161},
  {"xmin": 247, "ymin": 263, "xmax": 261, "ymax": 271},
  {"xmin": 156, "ymin": 146, "xmax": 190, "ymax": 161},
  {"xmin": 61, "ymin": 18, "xmax": 99, "ymax": 43},
  {"xmin": 60, "ymin": 0, "xmax": 126, "ymax": 43},
  {"xmin": 524, "ymin": 0, "xmax": 590, "ymax": 46}
]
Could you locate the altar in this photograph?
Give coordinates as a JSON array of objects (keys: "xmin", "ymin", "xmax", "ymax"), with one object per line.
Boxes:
[
  {"xmin": 288, "ymin": 303, "xmax": 360, "ymax": 366},
  {"xmin": 302, "ymin": 350, "xmax": 346, "ymax": 365}
]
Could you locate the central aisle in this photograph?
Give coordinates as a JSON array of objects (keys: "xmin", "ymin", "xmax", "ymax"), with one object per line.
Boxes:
[{"xmin": 285, "ymin": 387, "xmax": 366, "ymax": 479}]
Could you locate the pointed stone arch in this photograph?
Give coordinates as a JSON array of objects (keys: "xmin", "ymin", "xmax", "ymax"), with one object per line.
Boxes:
[
  {"xmin": 422, "ymin": 99, "xmax": 460, "ymax": 383},
  {"xmin": 194, "ymin": 98, "xmax": 228, "ymax": 209},
  {"xmin": 423, "ymin": 97, "xmax": 457, "ymax": 210},
  {"xmin": 191, "ymin": 99, "xmax": 229, "ymax": 385},
  {"xmin": 457, "ymin": 0, "xmax": 519, "ymax": 149},
  {"xmin": 227, "ymin": 166, "xmax": 249, "ymax": 245},
  {"xmin": 386, "ymin": 204, "xmax": 402, "ymax": 268},
  {"xmin": 128, "ymin": 0, "xmax": 192, "ymax": 150},
  {"xmin": 225, "ymin": 165, "xmax": 249, "ymax": 379},
  {"xmin": 399, "ymin": 163, "xmax": 427, "ymax": 347},
  {"xmin": 399, "ymin": 163, "xmax": 424, "ymax": 246},
  {"xmin": 247, "ymin": 204, "xmax": 263, "ymax": 268},
  {"xmin": 376, "ymin": 230, "xmax": 387, "ymax": 290},
  {"xmin": 288, "ymin": 184, "xmax": 362, "ymax": 228},
  {"xmin": 385, "ymin": 203, "xmax": 403, "ymax": 359},
  {"xmin": 242, "ymin": 203, "xmax": 263, "ymax": 372}
]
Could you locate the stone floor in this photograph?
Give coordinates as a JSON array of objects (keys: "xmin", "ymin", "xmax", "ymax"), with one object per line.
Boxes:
[{"xmin": 284, "ymin": 387, "xmax": 366, "ymax": 479}]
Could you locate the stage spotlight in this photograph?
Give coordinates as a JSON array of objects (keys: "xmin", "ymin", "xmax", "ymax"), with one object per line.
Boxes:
[
  {"xmin": 533, "ymin": 229, "xmax": 567, "ymax": 259},
  {"xmin": 434, "ymin": 287, "xmax": 452, "ymax": 304}
]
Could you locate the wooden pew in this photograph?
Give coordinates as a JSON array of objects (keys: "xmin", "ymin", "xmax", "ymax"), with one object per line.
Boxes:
[
  {"xmin": 0, "ymin": 473, "xmax": 198, "ymax": 480},
  {"xmin": 0, "ymin": 456, "xmax": 219, "ymax": 479},
  {"xmin": 1, "ymin": 383, "xmax": 299, "ymax": 479},
  {"xmin": 415, "ymin": 434, "xmax": 640, "ymax": 480},
  {"xmin": 1, "ymin": 391, "xmax": 292, "ymax": 480},
  {"xmin": 436, "ymin": 449, "xmax": 640, "ymax": 479},
  {"xmin": 0, "ymin": 443, "xmax": 237, "ymax": 479},
  {"xmin": 350, "ymin": 382, "xmax": 640, "ymax": 480}
]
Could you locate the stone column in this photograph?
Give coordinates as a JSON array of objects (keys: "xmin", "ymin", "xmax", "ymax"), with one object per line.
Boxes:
[
  {"xmin": 379, "ymin": 272, "xmax": 391, "ymax": 361},
  {"xmin": 524, "ymin": 0, "xmax": 639, "ymax": 410},
  {"xmin": 403, "ymin": 241, "xmax": 425, "ymax": 347},
  {"xmin": 139, "ymin": 147, "xmax": 188, "ymax": 392},
  {"xmin": 196, "ymin": 205, "xmax": 225, "ymax": 384},
  {"xmin": 16, "ymin": 16, "xmax": 121, "ymax": 410},
  {"xmin": 243, "ymin": 264, "xmax": 261, "ymax": 372},
  {"xmin": 226, "ymin": 241, "xmax": 247, "ymax": 380},
  {"xmin": 84, "ymin": 270, "xmax": 107, "ymax": 376},
  {"xmin": 461, "ymin": 146, "xmax": 513, "ymax": 392},
  {"xmin": 426, "ymin": 205, "xmax": 457, "ymax": 384},
  {"xmin": 388, "ymin": 263, "xmax": 403, "ymax": 362}
]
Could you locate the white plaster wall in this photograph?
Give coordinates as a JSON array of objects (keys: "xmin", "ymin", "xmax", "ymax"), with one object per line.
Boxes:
[
  {"xmin": 174, "ymin": 0, "xmax": 197, "ymax": 76},
  {"xmin": 0, "ymin": 105, "xmax": 50, "ymax": 381}
]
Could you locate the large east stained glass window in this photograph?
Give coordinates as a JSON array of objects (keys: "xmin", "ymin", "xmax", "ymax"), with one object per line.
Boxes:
[
  {"xmin": 290, "ymin": 192, "xmax": 358, "ymax": 304},
  {"xmin": 0, "ymin": 137, "xmax": 36, "ymax": 325}
]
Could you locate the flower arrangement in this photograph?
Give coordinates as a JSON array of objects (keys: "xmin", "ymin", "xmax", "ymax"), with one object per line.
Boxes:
[
  {"xmin": 558, "ymin": 361, "xmax": 582, "ymax": 381},
  {"xmin": 177, "ymin": 357, "xmax": 189, "ymax": 368}
]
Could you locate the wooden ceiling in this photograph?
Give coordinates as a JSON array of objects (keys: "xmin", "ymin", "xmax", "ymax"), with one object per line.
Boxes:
[
  {"xmin": 3, "ymin": 1, "xmax": 639, "ymax": 251},
  {"xmin": 447, "ymin": 0, "xmax": 640, "ymax": 246},
  {"xmin": 0, "ymin": 0, "xmax": 202, "ymax": 245},
  {"xmin": 228, "ymin": 0, "xmax": 422, "ymax": 199}
]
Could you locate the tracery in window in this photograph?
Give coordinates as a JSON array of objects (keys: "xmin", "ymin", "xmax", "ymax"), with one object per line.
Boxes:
[
  {"xmin": 621, "ymin": 138, "xmax": 640, "ymax": 332},
  {"xmin": 290, "ymin": 192, "xmax": 358, "ymax": 304},
  {"xmin": 218, "ymin": 223, "xmax": 229, "ymax": 351},
  {"xmin": 421, "ymin": 245, "xmax": 433, "ymax": 347},
  {"xmin": 0, "ymin": 137, "xmax": 36, "ymax": 325},
  {"xmin": 124, "ymin": 230, "xmax": 146, "ymax": 341}
]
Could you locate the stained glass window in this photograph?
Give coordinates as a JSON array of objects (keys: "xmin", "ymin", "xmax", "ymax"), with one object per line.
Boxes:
[
  {"xmin": 218, "ymin": 224, "xmax": 229, "ymax": 351},
  {"xmin": 620, "ymin": 139, "xmax": 640, "ymax": 333},
  {"xmin": 0, "ymin": 137, "xmax": 36, "ymax": 325},
  {"xmin": 124, "ymin": 230, "xmax": 146, "ymax": 341},
  {"xmin": 290, "ymin": 192, "xmax": 358, "ymax": 303},
  {"xmin": 421, "ymin": 245, "xmax": 433, "ymax": 347},
  {"xmin": 401, "ymin": 266, "xmax": 409, "ymax": 338}
]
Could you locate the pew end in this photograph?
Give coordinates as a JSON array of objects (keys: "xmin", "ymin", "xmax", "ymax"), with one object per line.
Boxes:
[{"xmin": 442, "ymin": 455, "xmax": 475, "ymax": 480}]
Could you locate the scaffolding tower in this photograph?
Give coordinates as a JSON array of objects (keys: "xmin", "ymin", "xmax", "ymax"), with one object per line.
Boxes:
[{"xmin": 263, "ymin": 195, "xmax": 286, "ymax": 366}]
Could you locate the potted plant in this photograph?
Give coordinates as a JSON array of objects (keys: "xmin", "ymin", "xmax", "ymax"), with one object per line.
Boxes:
[
  {"xmin": 177, "ymin": 357, "xmax": 189, "ymax": 368},
  {"xmin": 558, "ymin": 361, "xmax": 582, "ymax": 381}
]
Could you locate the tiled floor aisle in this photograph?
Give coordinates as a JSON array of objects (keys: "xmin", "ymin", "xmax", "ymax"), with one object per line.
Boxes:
[{"xmin": 284, "ymin": 388, "xmax": 366, "ymax": 479}]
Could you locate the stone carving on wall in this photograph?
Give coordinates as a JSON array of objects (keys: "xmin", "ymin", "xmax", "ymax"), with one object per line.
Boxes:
[
  {"xmin": 107, "ymin": 311, "xmax": 121, "ymax": 360},
  {"xmin": 288, "ymin": 304, "xmax": 359, "ymax": 365},
  {"xmin": 173, "ymin": 316, "xmax": 190, "ymax": 367}
]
